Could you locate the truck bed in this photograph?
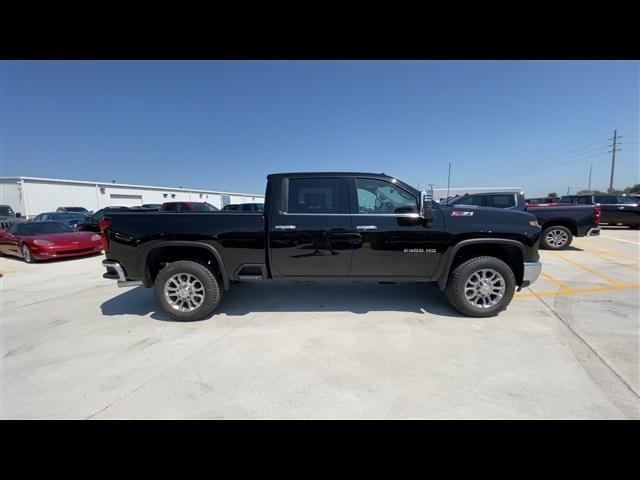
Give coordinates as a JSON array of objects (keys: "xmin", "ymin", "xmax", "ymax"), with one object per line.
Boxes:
[{"xmin": 105, "ymin": 212, "xmax": 265, "ymax": 282}]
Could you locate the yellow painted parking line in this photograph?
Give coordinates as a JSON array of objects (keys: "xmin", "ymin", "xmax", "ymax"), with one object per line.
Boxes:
[
  {"xmin": 549, "ymin": 252, "xmax": 625, "ymax": 287},
  {"xmin": 515, "ymin": 283, "xmax": 640, "ymax": 299},
  {"xmin": 540, "ymin": 271, "xmax": 574, "ymax": 293},
  {"xmin": 572, "ymin": 241, "xmax": 640, "ymax": 263}
]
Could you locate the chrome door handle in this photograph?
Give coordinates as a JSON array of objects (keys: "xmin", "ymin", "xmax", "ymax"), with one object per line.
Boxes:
[
  {"xmin": 356, "ymin": 225, "xmax": 378, "ymax": 231},
  {"xmin": 618, "ymin": 206, "xmax": 625, "ymax": 210},
  {"xmin": 274, "ymin": 225, "xmax": 297, "ymax": 231}
]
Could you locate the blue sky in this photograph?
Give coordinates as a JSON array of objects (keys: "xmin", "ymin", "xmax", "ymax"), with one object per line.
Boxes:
[{"xmin": 1, "ymin": 61, "xmax": 638, "ymax": 196}]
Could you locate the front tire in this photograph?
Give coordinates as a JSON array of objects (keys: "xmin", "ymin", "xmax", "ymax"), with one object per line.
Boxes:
[
  {"xmin": 22, "ymin": 245, "xmax": 35, "ymax": 263},
  {"xmin": 540, "ymin": 225, "xmax": 573, "ymax": 250},
  {"xmin": 444, "ymin": 256, "xmax": 516, "ymax": 317},
  {"xmin": 154, "ymin": 260, "xmax": 221, "ymax": 321}
]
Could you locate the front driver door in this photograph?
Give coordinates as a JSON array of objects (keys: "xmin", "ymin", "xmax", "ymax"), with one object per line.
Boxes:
[
  {"xmin": 348, "ymin": 177, "xmax": 445, "ymax": 278},
  {"xmin": 269, "ymin": 177, "xmax": 355, "ymax": 277}
]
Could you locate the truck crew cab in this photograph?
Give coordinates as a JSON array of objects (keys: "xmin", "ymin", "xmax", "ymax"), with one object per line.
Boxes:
[{"xmin": 101, "ymin": 172, "xmax": 543, "ymax": 320}]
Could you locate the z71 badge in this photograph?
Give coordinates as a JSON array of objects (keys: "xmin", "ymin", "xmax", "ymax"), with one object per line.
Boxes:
[{"xmin": 451, "ymin": 210, "xmax": 474, "ymax": 217}]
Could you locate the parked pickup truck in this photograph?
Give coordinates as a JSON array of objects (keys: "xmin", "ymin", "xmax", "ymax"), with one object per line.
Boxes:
[
  {"xmin": 101, "ymin": 172, "xmax": 543, "ymax": 320},
  {"xmin": 559, "ymin": 194, "xmax": 640, "ymax": 228},
  {"xmin": 449, "ymin": 192, "xmax": 600, "ymax": 250},
  {"xmin": 0, "ymin": 205, "xmax": 26, "ymax": 232}
]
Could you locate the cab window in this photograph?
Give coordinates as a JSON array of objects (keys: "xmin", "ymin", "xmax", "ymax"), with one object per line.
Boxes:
[
  {"xmin": 489, "ymin": 195, "xmax": 516, "ymax": 208},
  {"xmin": 287, "ymin": 178, "xmax": 344, "ymax": 214},
  {"xmin": 355, "ymin": 178, "xmax": 418, "ymax": 214}
]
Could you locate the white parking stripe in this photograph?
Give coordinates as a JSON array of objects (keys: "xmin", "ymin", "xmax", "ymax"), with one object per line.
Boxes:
[{"xmin": 599, "ymin": 234, "xmax": 640, "ymax": 246}]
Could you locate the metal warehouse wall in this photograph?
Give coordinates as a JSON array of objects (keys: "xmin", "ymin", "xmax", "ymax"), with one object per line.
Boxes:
[{"xmin": 0, "ymin": 177, "xmax": 265, "ymax": 218}]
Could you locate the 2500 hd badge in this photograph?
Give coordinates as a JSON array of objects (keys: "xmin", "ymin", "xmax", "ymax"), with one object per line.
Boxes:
[{"xmin": 404, "ymin": 248, "xmax": 437, "ymax": 253}]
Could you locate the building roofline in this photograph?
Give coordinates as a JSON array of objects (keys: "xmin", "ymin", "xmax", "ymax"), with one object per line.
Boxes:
[{"xmin": 0, "ymin": 176, "xmax": 264, "ymax": 197}]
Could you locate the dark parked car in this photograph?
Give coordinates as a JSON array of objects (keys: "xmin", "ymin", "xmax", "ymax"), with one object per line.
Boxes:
[
  {"xmin": 57, "ymin": 207, "xmax": 91, "ymax": 214},
  {"xmin": 0, "ymin": 221, "xmax": 103, "ymax": 263},
  {"xmin": 222, "ymin": 203, "xmax": 265, "ymax": 212},
  {"xmin": 0, "ymin": 204, "xmax": 26, "ymax": 231},
  {"xmin": 76, "ymin": 207, "xmax": 131, "ymax": 232},
  {"xmin": 559, "ymin": 195, "xmax": 640, "ymax": 228},
  {"xmin": 160, "ymin": 202, "xmax": 219, "ymax": 212},
  {"xmin": 32, "ymin": 212, "xmax": 88, "ymax": 228},
  {"xmin": 449, "ymin": 192, "xmax": 600, "ymax": 249},
  {"xmin": 101, "ymin": 172, "xmax": 543, "ymax": 320}
]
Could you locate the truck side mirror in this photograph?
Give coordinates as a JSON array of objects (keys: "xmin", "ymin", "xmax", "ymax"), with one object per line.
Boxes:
[
  {"xmin": 15, "ymin": 212, "xmax": 21, "ymax": 218},
  {"xmin": 420, "ymin": 192, "xmax": 434, "ymax": 221}
]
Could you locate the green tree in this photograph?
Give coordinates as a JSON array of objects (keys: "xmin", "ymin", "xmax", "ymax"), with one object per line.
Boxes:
[
  {"xmin": 623, "ymin": 184, "xmax": 640, "ymax": 194},
  {"xmin": 547, "ymin": 192, "xmax": 558, "ymax": 198}
]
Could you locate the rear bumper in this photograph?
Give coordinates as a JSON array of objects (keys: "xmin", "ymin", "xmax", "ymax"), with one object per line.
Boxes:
[
  {"xmin": 521, "ymin": 261, "xmax": 542, "ymax": 288},
  {"xmin": 102, "ymin": 259, "xmax": 143, "ymax": 287}
]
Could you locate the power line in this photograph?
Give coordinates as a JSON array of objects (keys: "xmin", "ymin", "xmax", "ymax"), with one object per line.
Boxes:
[
  {"xmin": 453, "ymin": 138, "xmax": 611, "ymax": 185},
  {"xmin": 465, "ymin": 150, "xmax": 608, "ymax": 185}
]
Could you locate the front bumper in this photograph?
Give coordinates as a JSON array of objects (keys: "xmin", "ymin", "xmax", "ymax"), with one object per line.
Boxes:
[
  {"xmin": 32, "ymin": 244, "xmax": 103, "ymax": 260},
  {"xmin": 521, "ymin": 261, "xmax": 542, "ymax": 288},
  {"xmin": 102, "ymin": 260, "xmax": 143, "ymax": 287}
]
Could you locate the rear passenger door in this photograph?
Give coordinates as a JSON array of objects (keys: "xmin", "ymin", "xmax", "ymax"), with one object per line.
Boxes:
[
  {"xmin": 348, "ymin": 177, "xmax": 444, "ymax": 278},
  {"xmin": 268, "ymin": 177, "xmax": 355, "ymax": 277},
  {"xmin": 594, "ymin": 195, "xmax": 621, "ymax": 224}
]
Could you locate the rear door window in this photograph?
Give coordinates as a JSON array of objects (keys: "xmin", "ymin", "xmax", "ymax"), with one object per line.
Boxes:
[
  {"xmin": 287, "ymin": 178, "xmax": 346, "ymax": 214},
  {"xmin": 489, "ymin": 195, "xmax": 516, "ymax": 208},
  {"xmin": 594, "ymin": 196, "xmax": 617, "ymax": 204}
]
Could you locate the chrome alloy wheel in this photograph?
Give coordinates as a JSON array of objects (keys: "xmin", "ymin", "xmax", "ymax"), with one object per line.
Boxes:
[
  {"xmin": 22, "ymin": 245, "xmax": 32, "ymax": 262},
  {"xmin": 545, "ymin": 229, "xmax": 569, "ymax": 248},
  {"xmin": 164, "ymin": 273, "xmax": 206, "ymax": 312},
  {"xmin": 464, "ymin": 268, "xmax": 506, "ymax": 309}
]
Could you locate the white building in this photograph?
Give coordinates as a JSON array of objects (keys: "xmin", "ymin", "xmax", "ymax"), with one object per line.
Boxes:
[
  {"xmin": 432, "ymin": 186, "xmax": 523, "ymax": 204},
  {"xmin": 0, "ymin": 176, "xmax": 265, "ymax": 218}
]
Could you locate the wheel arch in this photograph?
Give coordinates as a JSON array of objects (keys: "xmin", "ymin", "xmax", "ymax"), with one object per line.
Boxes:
[
  {"xmin": 436, "ymin": 239, "xmax": 526, "ymax": 291},
  {"xmin": 142, "ymin": 241, "xmax": 229, "ymax": 290}
]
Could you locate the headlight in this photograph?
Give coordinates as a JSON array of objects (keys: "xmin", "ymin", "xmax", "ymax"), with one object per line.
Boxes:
[
  {"xmin": 529, "ymin": 220, "xmax": 540, "ymax": 228},
  {"xmin": 33, "ymin": 239, "xmax": 54, "ymax": 246},
  {"xmin": 91, "ymin": 234, "xmax": 101, "ymax": 241}
]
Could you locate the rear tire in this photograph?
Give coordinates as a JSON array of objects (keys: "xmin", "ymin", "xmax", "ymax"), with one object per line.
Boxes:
[
  {"xmin": 444, "ymin": 256, "xmax": 516, "ymax": 317},
  {"xmin": 540, "ymin": 225, "xmax": 573, "ymax": 250},
  {"xmin": 154, "ymin": 260, "xmax": 221, "ymax": 321}
]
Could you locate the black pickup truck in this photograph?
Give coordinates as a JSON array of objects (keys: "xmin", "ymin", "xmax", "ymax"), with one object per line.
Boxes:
[
  {"xmin": 101, "ymin": 172, "xmax": 543, "ymax": 320},
  {"xmin": 449, "ymin": 192, "xmax": 600, "ymax": 250},
  {"xmin": 560, "ymin": 194, "xmax": 640, "ymax": 228}
]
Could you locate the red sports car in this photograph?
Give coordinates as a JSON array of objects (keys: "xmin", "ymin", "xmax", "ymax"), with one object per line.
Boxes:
[{"xmin": 0, "ymin": 221, "xmax": 103, "ymax": 263}]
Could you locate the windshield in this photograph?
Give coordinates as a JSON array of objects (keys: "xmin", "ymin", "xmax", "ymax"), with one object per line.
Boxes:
[
  {"xmin": 0, "ymin": 206, "xmax": 15, "ymax": 216},
  {"xmin": 63, "ymin": 207, "xmax": 88, "ymax": 212},
  {"xmin": 192, "ymin": 203, "xmax": 219, "ymax": 212},
  {"xmin": 19, "ymin": 222, "xmax": 74, "ymax": 235}
]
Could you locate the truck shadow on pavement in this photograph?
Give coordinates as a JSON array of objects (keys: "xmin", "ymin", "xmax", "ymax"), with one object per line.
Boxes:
[{"xmin": 100, "ymin": 281, "xmax": 466, "ymax": 320}]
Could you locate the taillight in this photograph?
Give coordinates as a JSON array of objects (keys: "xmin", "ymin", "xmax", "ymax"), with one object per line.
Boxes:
[
  {"xmin": 99, "ymin": 217, "xmax": 111, "ymax": 252},
  {"xmin": 594, "ymin": 206, "xmax": 601, "ymax": 224}
]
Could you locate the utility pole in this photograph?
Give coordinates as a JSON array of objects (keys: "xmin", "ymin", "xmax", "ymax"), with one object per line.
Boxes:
[
  {"xmin": 608, "ymin": 130, "xmax": 622, "ymax": 193},
  {"xmin": 446, "ymin": 163, "xmax": 451, "ymax": 202},
  {"xmin": 566, "ymin": 187, "xmax": 570, "ymax": 195},
  {"xmin": 588, "ymin": 163, "xmax": 593, "ymax": 192}
]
